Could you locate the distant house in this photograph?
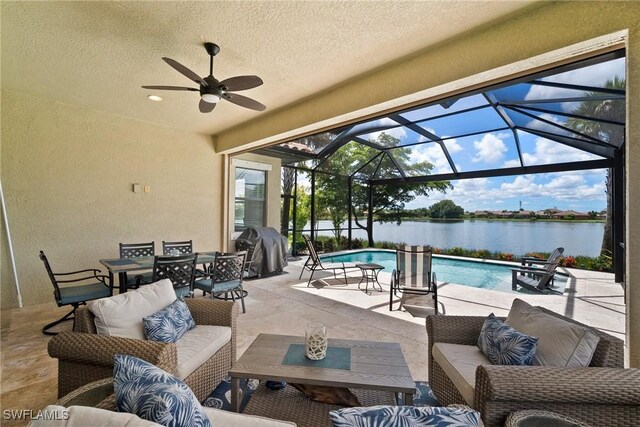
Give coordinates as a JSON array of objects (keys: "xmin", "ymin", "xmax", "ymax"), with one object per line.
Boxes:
[
  {"xmin": 551, "ymin": 210, "xmax": 589, "ymax": 219},
  {"xmin": 491, "ymin": 210, "xmax": 512, "ymax": 218},
  {"xmin": 473, "ymin": 210, "xmax": 491, "ymax": 218}
]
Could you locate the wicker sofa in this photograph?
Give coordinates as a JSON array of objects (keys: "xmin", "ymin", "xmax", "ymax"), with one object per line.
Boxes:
[
  {"xmin": 48, "ymin": 298, "xmax": 238, "ymax": 402},
  {"xmin": 426, "ymin": 309, "xmax": 640, "ymax": 427}
]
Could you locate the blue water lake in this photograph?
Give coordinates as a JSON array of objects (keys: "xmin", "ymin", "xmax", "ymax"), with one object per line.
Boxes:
[{"xmin": 313, "ymin": 219, "xmax": 604, "ymax": 257}]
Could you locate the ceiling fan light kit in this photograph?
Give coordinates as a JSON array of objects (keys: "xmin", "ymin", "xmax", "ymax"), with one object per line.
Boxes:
[{"xmin": 142, "ymin": 42, "xmax": 265, "ymax": 113}]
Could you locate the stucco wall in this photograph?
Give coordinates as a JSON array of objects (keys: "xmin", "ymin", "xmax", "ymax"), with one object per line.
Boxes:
[
  {"xmin": 1, "ymin": 90, "xmax": 223, "ymax": 308},
  {"xmin": 213, "ymin": 1, "xmax": 640, "ymax": 367},
  {"xmin": 227, "ymin": 152, "xmax": 282, "ymax": 250}
]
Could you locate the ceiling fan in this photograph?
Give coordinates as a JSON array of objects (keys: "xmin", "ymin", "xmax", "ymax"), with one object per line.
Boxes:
[{"xmin": 142, "ymin": 42, "xmax": 265, "ymax": 113}]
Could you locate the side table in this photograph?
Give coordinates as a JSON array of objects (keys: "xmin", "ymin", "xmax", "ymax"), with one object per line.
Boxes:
[
  {"xmin": 56, "ymin": 377, "xmax": 115, "ymax": 409},
  {"xmin": 355, "ymin": 263, "xmax": 384, "ymax": 294},
  {"xmin": 505, "ymin": 410, "xmax": 592, "ymax": 427}
]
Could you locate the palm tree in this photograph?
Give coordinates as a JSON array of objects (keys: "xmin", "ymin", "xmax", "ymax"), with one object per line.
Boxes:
[{"xmin": 566, "ymin": 76, "xmax": 625, "ymax": 255}]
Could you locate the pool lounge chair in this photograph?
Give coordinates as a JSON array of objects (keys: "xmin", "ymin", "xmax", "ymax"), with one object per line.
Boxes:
[
  {"xmin": 299, "ymin": 235, "xmax": 357, "ymax": 286},
  {"xmin": 512, "ymin": 257, "xmax": 561, "ymax": 293},
  {"xmin": 389, "ymin": 245, "xmax": 439, "ymax": 316},
  {"xmin": 520, "ymin": 247, "xmax": 564, "ymax": 272}
]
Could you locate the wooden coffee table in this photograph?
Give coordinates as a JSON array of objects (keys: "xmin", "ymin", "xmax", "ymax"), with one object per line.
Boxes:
[{"xmin": 229, "ymin": 333, "xmax": 415, "ymax": 413}]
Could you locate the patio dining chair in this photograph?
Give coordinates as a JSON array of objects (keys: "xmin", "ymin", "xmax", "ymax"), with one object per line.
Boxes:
[
  {"xmin": 299, "ymin": 235, "xmax": 357, "ymax": 286},
  {"xmin": 162, "ymin": 240, "xmax": 193, "ymax": 255},
  {"xmin": 389, "ymin": 245, "xmax": 439, "ymax": 317},
  {"xmin": 39, "ymin": 250, "xmax": 113, "ymax": 335},
  {"xmin": 194, "ymin": 251, "xmax": 247, "ymax": 313},
  {"xmin": 118, "ymin": 241, "xmax": 155, "ymax": 290},
  {"xmin": 137, "ymin": 254, "xmax": 198, "ymax": 298}
]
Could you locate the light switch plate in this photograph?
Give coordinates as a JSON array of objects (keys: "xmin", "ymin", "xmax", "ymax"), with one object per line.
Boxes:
[
  {"xmin": 132, "ymin": 184, "xmax": 141, "ymax": 193},
  {"xmin": 144, "ymin": 185, "xmax": 150, "ymax": 193}
]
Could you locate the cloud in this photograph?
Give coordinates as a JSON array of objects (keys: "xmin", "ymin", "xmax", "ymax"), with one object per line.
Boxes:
[
  {"xmin": 520, "ymin": 136, "xmax": 601, "ymax": 165},
  {"xmin": 524, "ymin": 58, "xmax": 625, "ymax": 109},
  {"xmin": 410, "ymin": 138, "xmax": 462, "ymax": 174},
  {"xmin": 472, "ymin": 133, "xmax": 508, "ymax": 163},
  {"xmin": 368, "ymin": 127, "xmax": 406, "ymax": 141}
]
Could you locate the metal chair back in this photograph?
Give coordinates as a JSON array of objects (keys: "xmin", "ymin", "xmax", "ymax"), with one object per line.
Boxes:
[
  {"xmin": 152, "ymin": 254, "xmax": 197, "ymax": 296},
  {"xmin": 209, "ymin": 251, "xmax": 247, "ymax": 286},
  {"xmin": 302, "ymin": 235, "xmax": 321, "ymax": 266},
  {"xmin": 39, "ymin": 250, "xmax": 62, "ymax": 304},
  {"xmin": 162, "ymin": 240, "xmax": 193, "ymax": 255},
  {"xmin": 119, "ymin": 242, "xmax": 155, "ymax": 258}
]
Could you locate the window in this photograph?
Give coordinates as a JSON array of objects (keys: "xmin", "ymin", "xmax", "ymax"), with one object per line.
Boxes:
[{"xmin": 235, "ymin": 168, "xmax": 266, "ymax": 231}]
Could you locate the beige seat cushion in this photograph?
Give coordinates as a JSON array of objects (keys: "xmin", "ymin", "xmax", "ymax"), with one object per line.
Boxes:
[
  {"xmin": 175, "ymin": 325, "xmax": 232, "ymax": 379},
  {"xmin": 506, "ymin": 299, "xmax": 600, "ymax": 367},
  {"xmin": 30, "ymin": 405, "xmax": 297, "ymax": 427},
  {"xmin": 28, "ymin": 405, "xmax": 161, "ymax": 426},
  {"xmin": 202, "ymin": 407, "xmax": 296, "ymax": 426},
  {"xmin": 87, "ymin": 279, "xmax": 176, "ymax": 340},
  {"xmin": 432, "ymin": 343, "xmax": 490, "ymax": 407}
]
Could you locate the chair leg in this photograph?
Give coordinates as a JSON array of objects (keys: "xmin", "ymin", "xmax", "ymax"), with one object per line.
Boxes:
[
  {"xmin": 307, "ymin": 267, "xmax": 316, "ymax": 287},
  {"xmin": 42, "ymin": 306, "xmax": 76, "ymax": 336},
  {"xmin": 238, "ymin": 286, "xmax": 246, "ymax": 314}
]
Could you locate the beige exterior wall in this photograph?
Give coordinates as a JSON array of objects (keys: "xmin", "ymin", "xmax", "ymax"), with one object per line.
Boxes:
[
  {"xmin": 227, "ymin": 153, "xmax": 281, "ymax": 251},
  {"xmin": 1, "ymin": 90, "xmax": 224, "ymax": 308},
  {"xmin": 213, "ymin": 1, "xmax": 640, "ymax": 366}
]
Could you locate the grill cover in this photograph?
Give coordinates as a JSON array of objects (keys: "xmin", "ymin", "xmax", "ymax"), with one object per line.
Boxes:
[{"xmin": 236, "ymin": 227, "xmax": 288, "ymax": 278}]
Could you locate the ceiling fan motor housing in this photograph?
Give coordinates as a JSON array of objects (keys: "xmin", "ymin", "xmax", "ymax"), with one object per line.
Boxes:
[{"xmin": 200, "ymin": 76, "xmax": 223, "ymax": 102}]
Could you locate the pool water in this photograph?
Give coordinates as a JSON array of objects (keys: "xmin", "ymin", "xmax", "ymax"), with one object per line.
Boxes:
[{"xmin": 322, "ymin": 249, "xmax": 515, "ymax": 292}]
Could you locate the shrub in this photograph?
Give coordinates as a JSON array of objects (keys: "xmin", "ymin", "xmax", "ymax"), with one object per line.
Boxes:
[
  {"xmin": 446, "ymin": 247, "xmax": 467, "ymax": 256},
  {"xmin": 499, "ymin": 253, "xmax": 514, "ymax": 261},
  {"xmin": 560, "ymin": 256, "xmax": 577, "ymax": 268}
]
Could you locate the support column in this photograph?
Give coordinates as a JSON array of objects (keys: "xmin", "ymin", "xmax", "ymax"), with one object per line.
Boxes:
[
  {"xmin": 613, "ymin": 152, "xmax": 624, "ymax": 284},
  {"xmin": 348, "ymin": 177, "xmax": 352, "ymax": 249},
  {"xmin": 367, "ymin": 182, "xmax": 374, "ymax": 247},
  {"xmin": 292, "ymin": 171, "xmax": 298, "ymax": 256},
  {"xmin": 310, "ymin": 170, "xmax": 316, "ymax": 242}
]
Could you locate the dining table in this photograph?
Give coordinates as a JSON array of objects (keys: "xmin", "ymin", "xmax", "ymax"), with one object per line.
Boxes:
[{"xmin": 100, "ymin": 252, "xmax": 217, "ymax": 293}]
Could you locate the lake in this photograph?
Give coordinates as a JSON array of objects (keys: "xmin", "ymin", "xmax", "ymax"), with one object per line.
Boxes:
[{"xmin": 312, "ymin": 219, "xmax": 604, "ymax": 257}]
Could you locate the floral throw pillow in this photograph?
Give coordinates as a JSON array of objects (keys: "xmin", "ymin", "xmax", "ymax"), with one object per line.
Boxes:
[
  {"xmin": 143, "ymin": 298, "xmax": 196, "ymax": 343},
  {"xmin": 329, "ymin": 405, "xmax": 481, "ymax": 427},
  {"xmin": 477, "ymin": 313, "xmax": 538, "ymax": 365},
  {"xmin": 113, "ymin": 354, "xmax": 210, "ymax": 427}
]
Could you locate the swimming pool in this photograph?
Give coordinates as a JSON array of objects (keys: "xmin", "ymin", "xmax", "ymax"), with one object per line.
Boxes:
[{"xmin": 321, "ymin": 249, "xmax": 515, "ymax": 292}]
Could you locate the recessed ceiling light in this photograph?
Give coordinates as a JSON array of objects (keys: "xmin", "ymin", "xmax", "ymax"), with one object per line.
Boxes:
[{"xmin": 147, "ymin": 95, "xmax": 163, "ymax": 102}]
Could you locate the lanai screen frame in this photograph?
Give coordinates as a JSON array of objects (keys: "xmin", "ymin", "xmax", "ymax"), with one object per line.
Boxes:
[{"xmin": 256, "ymin": 50, "xmax": 626, "ymax": 281}]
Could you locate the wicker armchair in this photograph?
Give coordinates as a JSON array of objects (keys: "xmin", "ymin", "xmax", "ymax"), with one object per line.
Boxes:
[
  {"xmin": 48, "ymin": 299, "xmax": 238, "ymax": 402},
  {"xmin": 426, "ymin": 311, "xmax": 640, "ymax": 427}
]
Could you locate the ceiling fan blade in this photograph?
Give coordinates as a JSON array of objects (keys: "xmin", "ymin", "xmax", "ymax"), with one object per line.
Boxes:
[
  {"xmin": 219, "ymin": 75, "xmax": 263, "ymax": 92},
  {"xmin": 199, "ymin": 99, "xmax": 217, "ymax": 113},
  {"xmin": 141, "ymin": 85, "xmax": 198, "ymax": 91},
  {"xmin": 223, "ymin": 93, "xmax": 266, "ymax": 111},
  {"xmin": 162, "ymin": 57, "xmax": 207, "ymax": 86}
]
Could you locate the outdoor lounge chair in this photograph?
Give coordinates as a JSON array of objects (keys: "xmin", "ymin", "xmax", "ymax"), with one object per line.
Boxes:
[
  {"xmin": 512, "ymin": 256, "xmax": 561, "ymax": 293},
  {"xmin": 520, "ymin": 247, "xmax": 564, "ymax": 271},
  {"xmin": 299, "ymin": 235, "xmax": 357, "ymax": 286},
  {"xmin": 389, "ymin": 245, "xmax": 439, "ymax": 316}
]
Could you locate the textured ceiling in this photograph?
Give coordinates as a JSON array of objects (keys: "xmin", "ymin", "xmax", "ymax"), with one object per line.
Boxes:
[{"xmin": 1, "ymin": 1, "xmax": 534, "ymax": 136}]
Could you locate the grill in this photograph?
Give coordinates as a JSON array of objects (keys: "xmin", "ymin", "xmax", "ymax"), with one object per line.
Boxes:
[{"xmin": 235, "ymin": 227, "xmax": 288, "ymax": 278}]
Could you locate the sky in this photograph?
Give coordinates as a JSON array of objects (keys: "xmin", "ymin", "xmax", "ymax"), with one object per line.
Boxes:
[
  {"xmin": 363, "ymin": 58, "xmax": 624, "ymax": 213},
  {"xmin": 288, "ymin": 57, "xmax": 624, "ymax": 214}
]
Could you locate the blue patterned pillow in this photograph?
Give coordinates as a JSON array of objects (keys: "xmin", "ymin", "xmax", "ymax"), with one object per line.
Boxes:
[
  {"xmin": 477, "ymin": 313, "xmax": 538, "ymax": 365},
  {"xmin": 113, "ymin": 354, "xmax": 210, "ymax": 427},
  {"xmin": 143, "ymin": 298, "xmax": 196, "ymax": 343},
  {"xmin": 330, "ymin": 405, "xmax": 481, "ymax": 427}
]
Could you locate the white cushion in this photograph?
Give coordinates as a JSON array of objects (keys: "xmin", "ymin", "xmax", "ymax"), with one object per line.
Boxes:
[
  {"xmin": 506, "ymin": 299, "xmax": 600, "ymax": 367},
  {"xmin": 175, "ymin": 325, "xmax": 232, "ymax": 379},
  {"xmin": 87, "ymin": 279, "xmax": 176, "ymax": 339},
  {"xmin": 202, "ymin": 407, "xmax": 296, "ymax": 426},
  {"xmin": 28, "ymin": 405, "xmax": 297, "ymax": 427},
  {"xmin": 27, "ymin": 405, "xmax": 161, "ymax": 427},
  {"xmin": 432, "ymin": 343, "xmax": 490, "ymax": 407}
]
